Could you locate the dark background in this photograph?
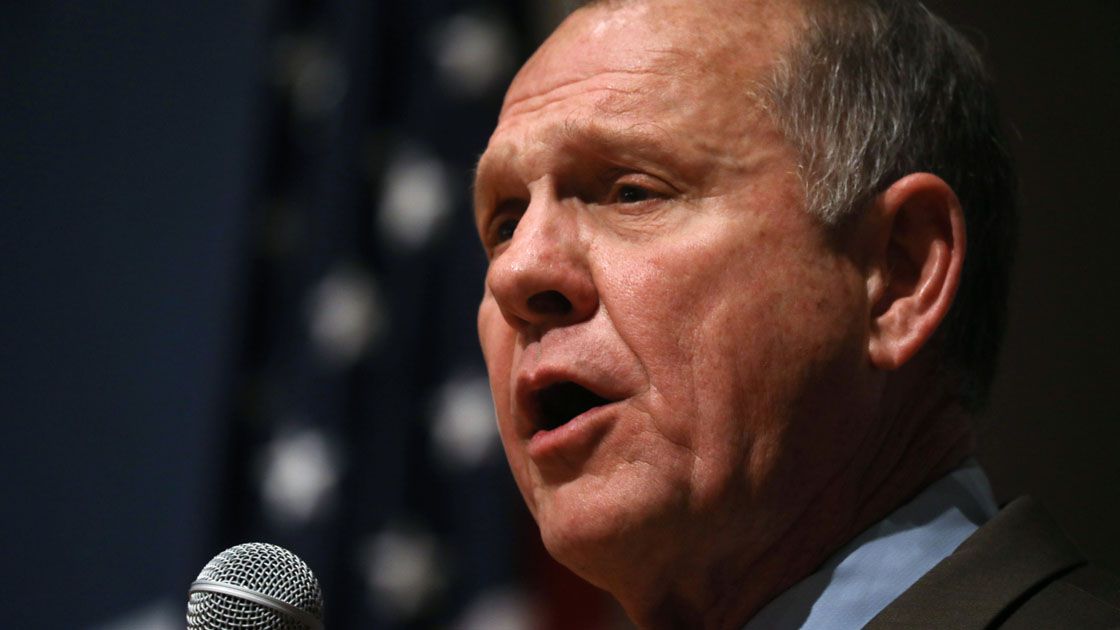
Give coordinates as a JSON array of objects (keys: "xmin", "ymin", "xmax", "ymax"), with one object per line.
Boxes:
[
  {"xmin": 925, "ymin": 0, "xmax": 1120, "ymax": 581},
  {"xmin": 1, "ymin": 1, "xmax": 1116, "ymax": 628}
]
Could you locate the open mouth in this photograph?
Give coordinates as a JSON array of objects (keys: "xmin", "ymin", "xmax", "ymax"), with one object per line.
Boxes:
[{"xmin": 535, "ymin": 381, "xmax": 613, "ymax": 431}]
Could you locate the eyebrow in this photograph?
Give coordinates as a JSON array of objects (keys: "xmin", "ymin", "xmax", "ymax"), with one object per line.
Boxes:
[
  {"xmin": 474, "ymin": 117, "xmax": 700, "ymax": 203},
  {"xmin": 561, "ymin": 118, "xmax": 681, "ymax": 172}
]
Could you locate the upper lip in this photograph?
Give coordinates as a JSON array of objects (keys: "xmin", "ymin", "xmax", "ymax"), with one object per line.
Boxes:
[{"xmin": 515, "ymin": 367, "xmax": 625, "ymax": 436}]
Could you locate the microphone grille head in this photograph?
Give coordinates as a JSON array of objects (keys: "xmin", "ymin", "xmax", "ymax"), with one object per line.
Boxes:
[{"xmin": 187, "ymin": 542, "xmax": 323, "ymax": 630}]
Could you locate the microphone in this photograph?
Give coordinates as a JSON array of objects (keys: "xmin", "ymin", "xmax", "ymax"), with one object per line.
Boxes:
[{"xmin": 187, "ymin": 542, "xmax": 324, "ymax": 629}]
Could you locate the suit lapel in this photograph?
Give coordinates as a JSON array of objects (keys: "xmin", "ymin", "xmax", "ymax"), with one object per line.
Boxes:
[{"xmin": 865, "ymin": 497, "xmax": 1085, "ymax": 629}]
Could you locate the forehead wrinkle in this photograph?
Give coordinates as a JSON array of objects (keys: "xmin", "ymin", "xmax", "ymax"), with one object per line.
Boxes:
[
  {"xmin": 581, "ymin": 83, "xmax": 775, "ymax": 184},
  {"xmin": 500, "ymin": 66, "xmax": 677, "ymax": 123},
  {"xmin": 478, "ymin": 90, "xmax": 774, "ymax": 206},
  {"xmin": 481, "ymin": 77, "xmax": 672, "ymax": 184},
  {"xmin": 481, "ymin": 115, "xmax": 665, "ymax": 191},
  {"xmin": 566, "ymin": 108, "xmax": 688, "ymax": 158}
]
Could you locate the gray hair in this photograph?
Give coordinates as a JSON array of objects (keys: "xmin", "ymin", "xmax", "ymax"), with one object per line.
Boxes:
[{"xmin": 764, "ymin": 0, "xmax": 1017, "ymax": 409}]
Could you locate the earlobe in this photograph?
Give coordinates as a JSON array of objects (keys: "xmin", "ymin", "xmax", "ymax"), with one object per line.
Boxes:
[{"xmin": 866, "ymin": 173, "xmax": 966, "ymax": 371}]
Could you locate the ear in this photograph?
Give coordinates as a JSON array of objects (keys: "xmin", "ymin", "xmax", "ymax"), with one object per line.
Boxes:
[{"xmin": 863, "ymin": 173, "xmax": 966, "ymax": 371}]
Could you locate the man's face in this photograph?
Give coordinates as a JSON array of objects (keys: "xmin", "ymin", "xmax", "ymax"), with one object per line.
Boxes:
[{"xmin": 475, "ymin": 0, "xmax": 878, "ymax": 583}]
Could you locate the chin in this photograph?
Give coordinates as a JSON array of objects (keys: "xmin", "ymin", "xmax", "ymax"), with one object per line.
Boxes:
[
  {"xmin": 531, "ymin": 471, "xmax": 683, "ymax": 587},
  {"xmin": 538, "ymin": 511, "xmax": 632, "ymax": 588}
]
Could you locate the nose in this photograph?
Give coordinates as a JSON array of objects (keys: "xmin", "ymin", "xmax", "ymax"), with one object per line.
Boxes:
[{"xmin": 485, "ymin": 195, "xmax": 598, "ymax": 335}]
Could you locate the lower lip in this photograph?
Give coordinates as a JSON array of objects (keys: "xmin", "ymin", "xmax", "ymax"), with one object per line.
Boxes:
[{"xmin": 526, "ymin": 402, "xmax": 618, "ymax": 464}]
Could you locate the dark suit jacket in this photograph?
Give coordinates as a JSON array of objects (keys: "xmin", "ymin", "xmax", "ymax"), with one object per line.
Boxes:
[{"xmin": 866, "ymin": 497, "xmax": 1120, "ymax": 629}]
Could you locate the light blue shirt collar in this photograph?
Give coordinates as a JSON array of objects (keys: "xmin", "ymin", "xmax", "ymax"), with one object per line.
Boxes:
[{"xmin": 744, "ymin": 461, "xmax": 998, "ymax": 629}]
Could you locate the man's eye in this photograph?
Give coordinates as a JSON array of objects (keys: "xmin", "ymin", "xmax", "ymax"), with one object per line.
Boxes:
[
  {"xmin": 495, "ymin": 217, "xmax": 519, "ymax": 243},
  {"xmin": 484, "ymin": 198, "xmax": 527, "ymax": 251},
  {"xmin": 616, "ymin": 185, "xmax": 653, "ymax": 204}
]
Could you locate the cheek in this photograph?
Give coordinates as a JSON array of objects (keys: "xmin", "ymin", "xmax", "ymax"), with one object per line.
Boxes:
[
  {"xmin": 478, "ymin": 299, "xmax": 519, "ymax": 453},
  {"xmin": 479, "ymin": 297, "xmax": 542, "ymax": 511},
  {"xmin": 604, "ymin": 226, "xmax": 865, "ymax": 466},
  {"xmin": 478, "ymin": 298, "xmax": 513, "ymax": 385},
  {"xmin": 598, "ymin": 239, "xmax": 771, "ymax": 437}
]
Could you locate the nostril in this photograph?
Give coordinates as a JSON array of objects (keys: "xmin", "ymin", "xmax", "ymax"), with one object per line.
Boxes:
[{"xmin": 526, "ymin": 290, "xmax": 572, "ymax": 315}]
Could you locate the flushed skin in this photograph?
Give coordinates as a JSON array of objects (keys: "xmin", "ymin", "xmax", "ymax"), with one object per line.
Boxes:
[{"xmin": 474, "ymin": 1, "xmax": 972, "ymax": 627}]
